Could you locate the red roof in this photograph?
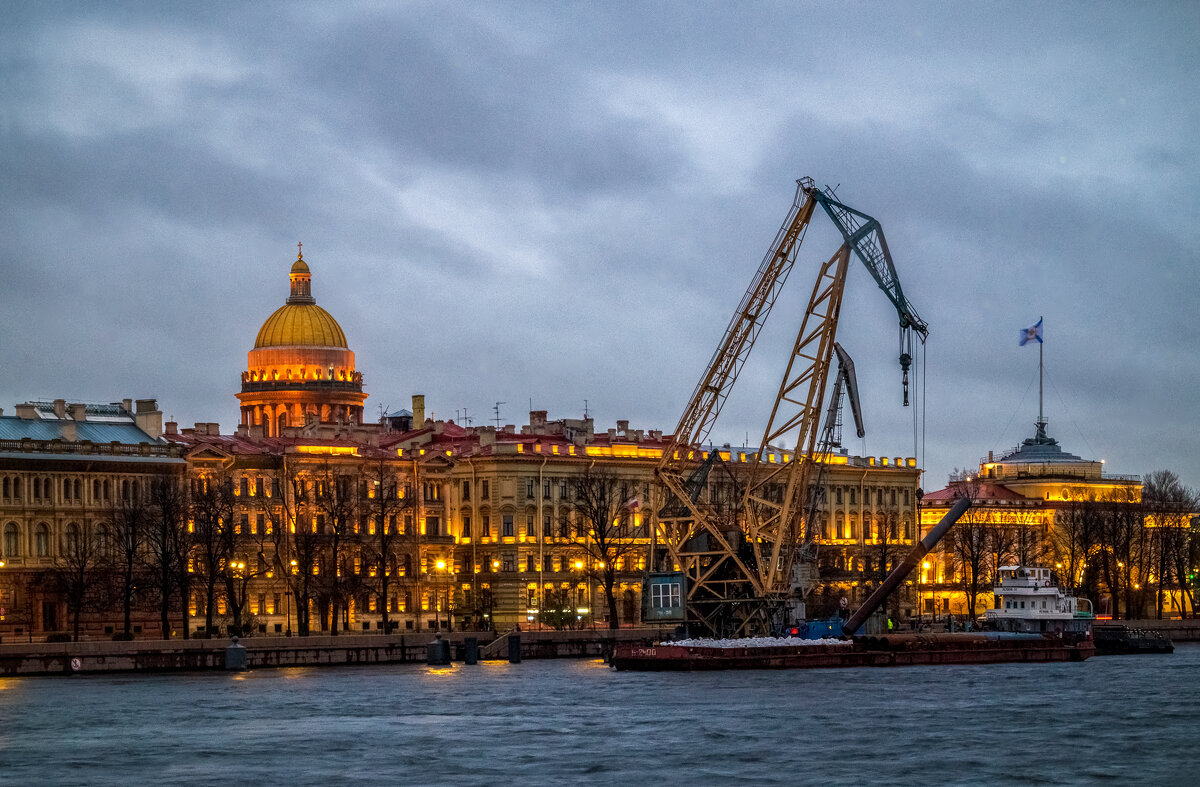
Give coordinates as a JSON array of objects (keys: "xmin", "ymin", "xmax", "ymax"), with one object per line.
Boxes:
[{"xmin": 922, "ymin": 481, "xmax": 1028, "ymax": 503}]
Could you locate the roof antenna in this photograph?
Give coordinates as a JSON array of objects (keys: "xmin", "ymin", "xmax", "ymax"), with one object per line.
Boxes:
[
  {"xmin": 584, "ymin": 399, "xmax": 590, "ymax": 419},
  {"xmin": 493, "ymin": 402, "xmax": 505, "ymax": 428}
]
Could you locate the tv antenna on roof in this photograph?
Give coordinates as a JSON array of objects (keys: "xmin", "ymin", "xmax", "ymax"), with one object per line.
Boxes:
[
  {"xmin": 584, "ymin": 399, "xmax": 590, "ymax": 419},
  {"xmin": 493, "ymin": 402, "xmax": 505, "ymax": 428}
]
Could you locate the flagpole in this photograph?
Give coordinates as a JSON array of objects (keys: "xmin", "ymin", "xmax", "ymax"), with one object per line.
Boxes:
[{"xmin": 1038, "ymin": 315, "xmax": 1045, "ymax": 440}]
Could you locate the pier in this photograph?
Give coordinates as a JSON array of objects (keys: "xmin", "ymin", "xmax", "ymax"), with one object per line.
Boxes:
[{"xmin": 0, "ymin": 627, "xmax": 671, "ymax": 676}]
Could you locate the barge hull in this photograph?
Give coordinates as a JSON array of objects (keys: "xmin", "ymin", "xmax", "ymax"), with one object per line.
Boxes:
[{"xmin": 612, "ymin": 639, "xmax": 1093, "ymax": 671}]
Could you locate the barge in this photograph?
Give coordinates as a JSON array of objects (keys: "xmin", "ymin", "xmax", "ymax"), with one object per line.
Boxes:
[{"xmin": 611, "ymin": 632, "xmax": 1093, "ymax": 671}]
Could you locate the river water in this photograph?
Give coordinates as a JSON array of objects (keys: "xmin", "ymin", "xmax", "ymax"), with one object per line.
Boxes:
[{"xmin": 2, "ymin": 645, "xmax": 1198, "ymax": 786}]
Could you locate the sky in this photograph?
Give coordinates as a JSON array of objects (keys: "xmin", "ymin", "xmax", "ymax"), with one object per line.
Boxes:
[{"xmin": 3, "ymin": 2, "xmax": 1198, "ymax": 492}]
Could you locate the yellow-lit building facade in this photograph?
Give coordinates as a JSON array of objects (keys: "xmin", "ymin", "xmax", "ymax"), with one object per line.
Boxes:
[
  {"xmin": 919, "ymin": 424, "xmax": 1141, "ymax": 619},
  {"xmin": 0, "ymin": 398, "xmax": 185, "ymax": 639},
  {"xmin": 163, "ymin": 251, "xmax": 925, "ymax": 634}
]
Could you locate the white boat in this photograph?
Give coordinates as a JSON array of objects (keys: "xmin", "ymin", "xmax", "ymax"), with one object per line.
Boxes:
[{"xmin": 984, "ymin": 565, "xmax": 1094, "ymax": 635}]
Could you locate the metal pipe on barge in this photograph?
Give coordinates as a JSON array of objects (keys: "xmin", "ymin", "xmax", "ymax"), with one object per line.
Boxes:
[{"xmin": 842, "ymin": 497, "xmax": 971, "ymax": 636}]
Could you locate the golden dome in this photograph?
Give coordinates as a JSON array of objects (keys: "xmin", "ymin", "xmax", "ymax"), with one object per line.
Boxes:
[
  {"xmin": 291, "ymin": 258, "xmax": 310, "ymax": 274},
  {"xmin": 254, "ymin": 303, "xmax": 348, "ymax": 349}
]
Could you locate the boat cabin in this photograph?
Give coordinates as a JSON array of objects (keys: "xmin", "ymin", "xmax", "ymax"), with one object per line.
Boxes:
[{"xmin": 984, "ymin": 565, "xmax": 1093, "ymax": 635}]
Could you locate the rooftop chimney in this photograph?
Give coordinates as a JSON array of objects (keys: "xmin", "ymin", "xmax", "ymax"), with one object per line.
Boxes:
[
  {"xmin": 53, "ymin": 399, "xmax": 66, "ymax": 418},
  {"xmin": 122, "ymin": 398, "xmax": 133, "ymax": 413},
  {"xmin": 69, "ymin": 403, "xmax": 87, "ymax": 421},
  {"xmin": 15, "ymin": 403, "xmax": 36, "ymax": 419},
  {"xmin": 412, "ymin": 394, "xmax": 426, "ymax": 427},
  {"xmin": 62, "ymin": 420, "xmax": 78, "ymax": 442},
  {"xmin": 135, "ymin": 400, "xmax": 163, "ymax": 440},
  {"xmin": 165, "ymin": 421, "xmax": 178, "ymax": 435}
]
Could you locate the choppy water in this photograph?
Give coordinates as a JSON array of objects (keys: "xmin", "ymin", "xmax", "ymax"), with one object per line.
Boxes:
[{"xmin": 2, "ymin": 645, "xmax": 1198, "ymax": 786}]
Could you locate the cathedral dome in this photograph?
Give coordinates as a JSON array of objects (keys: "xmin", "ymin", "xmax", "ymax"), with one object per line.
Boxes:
[
  {"xmin": 254, "ymin": 303, "xmax": 348, "ymax": 348},
  {"xmin": 239, "ymin": 248, "xmax": 366, "ymax": 438}
]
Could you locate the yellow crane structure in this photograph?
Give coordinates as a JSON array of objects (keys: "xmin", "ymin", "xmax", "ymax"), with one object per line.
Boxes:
[{"xmin": 654, "ymin": 177, "xmax": 928, "ymax": 637}]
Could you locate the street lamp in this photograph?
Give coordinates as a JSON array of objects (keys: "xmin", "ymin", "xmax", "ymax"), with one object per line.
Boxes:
[
  {"xmin": 920, "ymin": 560, "xmax": 931, "ymax": 628},
  {"xmin": 434, "ymin": 558, "xmax": 450, "ymax": 630}
]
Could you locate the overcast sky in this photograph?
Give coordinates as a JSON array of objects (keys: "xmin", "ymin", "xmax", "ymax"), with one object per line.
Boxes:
[{"xmin": 3, "ymin": 2, "xmax": 1198, "ymax": 492}]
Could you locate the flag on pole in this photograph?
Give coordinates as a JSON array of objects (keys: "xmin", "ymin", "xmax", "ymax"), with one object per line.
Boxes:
[{"xmin": 1019, "ymin": 318, "xmax": 1043, "ymax": 346}]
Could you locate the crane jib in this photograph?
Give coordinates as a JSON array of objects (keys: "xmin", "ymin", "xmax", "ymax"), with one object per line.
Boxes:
[{"xmin": 808, "ymin": 189, "xmax": 929, "ymax": 340}]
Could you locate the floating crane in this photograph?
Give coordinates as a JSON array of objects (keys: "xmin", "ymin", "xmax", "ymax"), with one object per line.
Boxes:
[{"xmin": 654, "ymin": 178, "xmax": 927, "ymax": 637}]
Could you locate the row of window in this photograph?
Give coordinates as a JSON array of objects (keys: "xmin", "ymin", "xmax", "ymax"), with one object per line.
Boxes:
[
  {"xmin": 832, "ymin": 486, "xmax": 911, "ymax": 507},
  {"xmin": 2, "ymin": 521, "xmax": 103, "ymax": 558},
  {"xmin": 0, "ymin": 476, "xmax": 145, "ymax": 504},
  {"xmin": 460, "ymin": 478, "xmax": 646, "ymax": 503}
]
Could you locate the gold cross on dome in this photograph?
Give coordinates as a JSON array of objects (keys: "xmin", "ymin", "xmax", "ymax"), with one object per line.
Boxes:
[{"xmin": 297, "ymin": 241, "xmax": 303, "ymax": 259}]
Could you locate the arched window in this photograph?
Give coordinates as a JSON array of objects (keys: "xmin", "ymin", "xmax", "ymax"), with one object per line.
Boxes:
[
  {"xmin": 74, "ymin": 479, "xmax": 81, "ymax": 500},
  {"xmin": 35, "ymin": 523, "xmax": 50, "ymax": 557},
  {"xmin": 65, "ymin": 522, "xmax": 80, "ymax": 555},
  {"xmin": 33, "ymin": 477, "xmax": 41, "ymax": 500},
  {"xmin": 3, "ymin": 523, "xmax": 19, "ymax": 556},
  {"xmin": 2, "ymin": 477, "xmax": 9, "ymax": 498},
  {"xmin": 13, "ymin": 477, "xmax": 20, "ymax": 498},
  {"xmin": 95, "ymin": 524, "xmax": 110, "ymax": 556}
]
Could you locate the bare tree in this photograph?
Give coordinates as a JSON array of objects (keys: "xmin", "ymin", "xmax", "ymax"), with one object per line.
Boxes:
[
  {"xmin": 190, "ymin": 471, "xmax": 236, "ymax": 636},
  {"xmin": 1095, "ymin": 488, "xmax": 1144, "ymax": 619},
  {"xmin": 146, "ymin": 473, "xmax": 189, "ymax": 639},
  {"xmin": 1143, "ymin": 470, "xmax": 1198, "ymax": 618},
  {"xmin": 50, "ymin": 522, "xmax": 106, "ymax": 641},
  {"xmin": 870, "ymin": 507, "xmax": 907, "ymax": 620},
  {"xmin": 1052, "ymin": 498, "xmax": 1102, "ymax": 598},
  {"xmin": 359, "ymin": 455, "xmax": 412, "ymax": 634},
  {"xmin": 109, "ymin": 482, "xmax": 150, "ymax": 637},
  {"xmin": 253, "ymin": 462, "xmax": 311, "ymax": 636},
  {"xmin": 943, "ymin": 477, "xmax": 991, "ymax": 619},
  {"xmin": 568, "ymin": 465, "xmax": 644, "ymax": 630},
  {"xmin": 222, "ymin": 508, "xmax": 273, "ymax": 637},
  {"xmin": 308, "ymin": 462, "xmax": 360, "ymax": 635}
]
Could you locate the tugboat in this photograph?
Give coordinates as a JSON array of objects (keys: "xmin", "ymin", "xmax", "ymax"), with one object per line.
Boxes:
[{"xmin": 984, "ymin": 565, "xmax": 1094, "ymax": 636}]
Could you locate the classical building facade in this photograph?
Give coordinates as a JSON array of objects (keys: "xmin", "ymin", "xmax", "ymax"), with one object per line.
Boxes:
[
  {"xmin": 168, "ymin": 404, "xmax": 923, "ymax": 635},
  {"xmin": 0, "ymin": 398, "xmax": 184, "ymax": 638}
]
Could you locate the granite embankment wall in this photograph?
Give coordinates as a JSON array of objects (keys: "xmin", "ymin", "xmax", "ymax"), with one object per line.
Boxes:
[
  {"xmin": 1109, "ymin": 619, "xmax": 1200, "ymax": 641},
  {"xmin": 0, "ymin": 628, "xmax": 671, "ymax": 677}
]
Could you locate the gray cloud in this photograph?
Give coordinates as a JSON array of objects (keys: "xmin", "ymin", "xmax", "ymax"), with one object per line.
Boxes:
[{"xmin": 3, "ymin": 1, "xmax": 1198, "ymax": 491}]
